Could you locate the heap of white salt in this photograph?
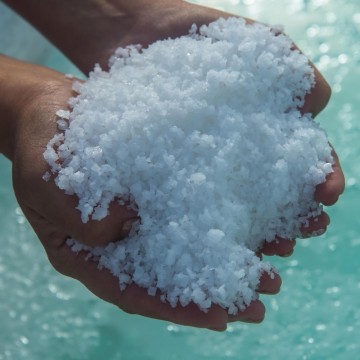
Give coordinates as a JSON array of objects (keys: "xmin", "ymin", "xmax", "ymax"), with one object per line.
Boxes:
[{"xmin": 44, "ymin": 18, "xmax": 333, "ymax": 314}]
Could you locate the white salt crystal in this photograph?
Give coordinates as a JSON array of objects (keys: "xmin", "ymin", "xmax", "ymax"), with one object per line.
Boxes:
[
  {"xmin": 57, "ymin": 119, "xmax": 68, "ymax": 131},
  {"xmin": 192, "ymin": 288, "xmax": 207, "ymax": 304},
  {"xmin": 44, "ymin": 18, "xmax": 333, "ymax": 314},
  {"xmin": 148, "ymin": 287, "xmax": 157, "ymax": 296},
  {"xmin": 65, "ymin": 73, "xmax": 74, "ymax": 79},
  {"xmin": 56, "ymin": 109, "xmax": 70, "ymax": 120},
  {"xmin": 189, "ymin": 172, "xmax": 206, "ymax": 185},
  {"xmin": 207, "ymin": 229, "xmax": 225, "ymax": 244},
  {"xmin": 42, "ymin": 171, "xmax": 51, "ymax": 182}
]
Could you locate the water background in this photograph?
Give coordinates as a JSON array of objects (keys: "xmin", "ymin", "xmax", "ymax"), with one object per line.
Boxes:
[{"xmin": 0, "ymin": 0, "xmax": 359, "ymax": 359}]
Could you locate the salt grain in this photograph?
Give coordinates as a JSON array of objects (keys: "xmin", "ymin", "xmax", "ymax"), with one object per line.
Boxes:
[
  {"xmin": 45, "ymin": 18, "xmax": 333, "ymax": 313},
  {"xmin": 65, "ymin": 73, "xmax": 74, "ymax": 80}
]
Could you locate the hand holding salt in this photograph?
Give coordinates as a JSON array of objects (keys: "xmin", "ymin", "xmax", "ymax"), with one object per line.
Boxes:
[{"xmin": 44, "ymin": 18, "xmax": 333, "ymax": 314}]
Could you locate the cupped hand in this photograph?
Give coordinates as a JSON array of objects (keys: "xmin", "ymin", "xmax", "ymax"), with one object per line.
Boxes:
[{"xmin": 8, "ymin": 58, "xmax": 280, "ymax": 330}]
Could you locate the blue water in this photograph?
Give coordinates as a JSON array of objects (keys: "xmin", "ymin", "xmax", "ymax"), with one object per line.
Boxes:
[{"xmin": 0, "ymin": 0, "xmax": 359, "ymax": 359}]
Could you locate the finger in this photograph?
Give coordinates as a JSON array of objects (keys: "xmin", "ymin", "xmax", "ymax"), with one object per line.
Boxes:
[
  {"xmin": 301, "ymin": 65, "xmax": 332, "ymax": 117},
  {"xmin": 315, "ymin": 149, "xmax": 345, "ymax": 206},
  {"xmin": 260, "ymin": 211, "xmax": 330, "ymax": 258},
  {"xmin": 256, "ymin": 270, "xmax": 282, "ymax": 294},
  {"xmin": 289, "ymin": 40, "xmax": 331, "ymax": 117},
  {"xmin": 300, "ymin": 211, "xmax": 330, "ymax": 238},
  {"xmin": 261, "ymin": 238, "xmax": 296, "ymax": 257},
  {"xmin": 227, "ymin": 300, "xmax": 265, "ymax": 324},
  {"xmin": 261, "ymin": 212, "xmax": 329, "ymax": 257}
]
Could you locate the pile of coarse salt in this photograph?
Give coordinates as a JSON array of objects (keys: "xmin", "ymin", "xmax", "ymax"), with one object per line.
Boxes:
[{"xmin": 44, "ymin": 18, "xmax": 333, "ymax": 314}]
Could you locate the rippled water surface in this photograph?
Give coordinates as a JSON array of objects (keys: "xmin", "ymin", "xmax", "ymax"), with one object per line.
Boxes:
[{"xmin": 0, "ymin": 0, "xmax": 359, "ymax": 359}]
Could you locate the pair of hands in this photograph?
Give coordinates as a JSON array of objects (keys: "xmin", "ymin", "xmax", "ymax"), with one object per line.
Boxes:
[{"xmin": 2, "ymin": 0, "xmax": 344, "ymax": 331}]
